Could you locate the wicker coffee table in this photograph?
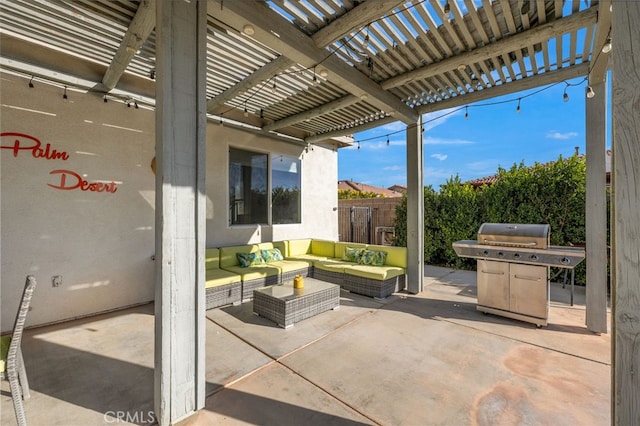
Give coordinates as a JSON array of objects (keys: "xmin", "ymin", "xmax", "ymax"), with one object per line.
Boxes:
[{"xmin": 253, "ymin": 277, "xmax": 340, "ymax": 328}]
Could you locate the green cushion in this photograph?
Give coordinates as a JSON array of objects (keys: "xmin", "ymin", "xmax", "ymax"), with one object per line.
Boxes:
[
  {"xmin": 260, "ymin": 248, "xmax": 284, "ymax": 262},
  {"xmin": 268, "ymin": 259, "xmax": 311, "ymax": 273},
  {"xmin": 287, "ymin": 239, "xmax": 312, "ymax": 257},
  {"xmin": 237, "ymin": 252, "xmax": 265, "ymax": 267},
  {"xmin": 222, "ymin": 265, "xmax": 281, "ymax": 280},
  {"xmin": 205, "ymin": 269, "xmax": 241, "ymax": 288},
  {"xmin": 205, "ymin": 248, "xmax": 220, "ymax": 270},
  {"xmin": 344, "ymin": 264, "xmax": 406, "ymax": 280},
  {"xmin": 343, "ymin": 246, "xmax": 367, "ymax": 262},
  {"xmin": 366, "ymin": 245, "xmax": 407, "ymax": 268},
  {"xmin": 356, "ymin": 250, "xmax": 387, "ymax": 266},
  {"xmin": 313, "ymin": 259, "xmax": 350, "ymax": 273},
  {"xmin": 220, "ymin": 245, "xmax": 258, "ymax": 268},
  {"xmin": 0, "ymin": 335, "xmax": 10, "ymax": 373},
  {"xmin": 334, "ymin": 242, "xmax": 367, "ymax": 260},
  {"xmin": 311, "ymin": 240, "xmax": 335, "ymax": 258}
]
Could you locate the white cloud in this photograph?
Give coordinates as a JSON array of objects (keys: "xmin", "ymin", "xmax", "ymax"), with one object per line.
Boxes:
[
  {"xmin": 383, "ymin": 165, "xmax": 404, "ymax": 171},
  {"xmin": 424, "ymin": 136, "xmax": 474, "ymax": 145},
  {"xmin": 546, "ymin": 131, "xmax": 578, "ymax": 140},
  {"xmin": 431, "ymin": 153, "xmax": 448, "ymax": 161},
  {"xmin": 381, "ymin": 121, "xmax": 405, "ymax": 132},
  {"xmin": 422, "ymin": 108, "xmax": 462, "ymax": 132}
]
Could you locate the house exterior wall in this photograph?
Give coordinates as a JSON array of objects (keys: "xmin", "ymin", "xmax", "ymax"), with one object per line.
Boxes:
[{"xmin": 0, "ymin": 72, "xmax": 338, "ymax": 331}]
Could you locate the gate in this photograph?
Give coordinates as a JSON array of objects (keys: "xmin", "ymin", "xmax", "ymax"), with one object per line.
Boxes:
[{"xmin": 338, "ymin": 206, "xmax": 372, "ymax": 243}]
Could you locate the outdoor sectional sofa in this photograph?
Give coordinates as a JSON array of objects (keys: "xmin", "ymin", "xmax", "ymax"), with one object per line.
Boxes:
[{"xmin": 205, "ymin": 239, "xmax": 407, "ymax": 309}]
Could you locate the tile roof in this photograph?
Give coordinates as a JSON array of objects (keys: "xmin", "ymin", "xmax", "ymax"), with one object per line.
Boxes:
[{"xmin": 338, "ymin": 180, "xmax": 404, "ymax": 198}]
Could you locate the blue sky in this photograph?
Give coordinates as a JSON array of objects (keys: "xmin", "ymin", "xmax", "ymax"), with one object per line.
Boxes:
[{"xmin": 338, "ymin": 76, "xmax": 611, "ymax": 190}]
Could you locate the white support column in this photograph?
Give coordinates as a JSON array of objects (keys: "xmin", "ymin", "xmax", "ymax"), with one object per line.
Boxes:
[
  {"xmin": 585, "ymin": 79, "xmax": 608, "ymax": 334},
  {"xmin": 611, "ymin": 2, "xmax": 640, "ymax": 424},
  {"xmin": 154, "ymin": 1, "xmax": 207, "ymax": 425},
  {"xmin": 406, "ymin": 116, "xmax": 424, "ymax": 294}
]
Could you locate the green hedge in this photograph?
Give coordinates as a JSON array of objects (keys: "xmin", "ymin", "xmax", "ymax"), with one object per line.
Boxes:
[{"xmin": 394, "ymin": 155, "xmax": 593, "ymax": 284}]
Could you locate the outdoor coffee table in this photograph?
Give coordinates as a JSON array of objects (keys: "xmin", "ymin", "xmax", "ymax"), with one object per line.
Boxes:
[{"xmin": 253, "ymin": 277, "xmax": 340, "ymax": 328}]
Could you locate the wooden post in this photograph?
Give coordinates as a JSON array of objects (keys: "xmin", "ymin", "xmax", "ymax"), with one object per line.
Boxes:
[
  {"xmin": 611, "ymin": 2, "xmax": 640, "ymax": 423},
  {"xmin": 406, "ymin": 116, "xmax": 424, "ymax": 293},
  {"xmin": 585, "ymin": 78, "xmax": 608, "ymax": 334},
  {"xmin": 154, "ymin": 1, "xmax": 207, "ymax": 425}
]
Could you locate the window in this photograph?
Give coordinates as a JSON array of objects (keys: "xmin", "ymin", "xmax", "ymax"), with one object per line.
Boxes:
[
  {"xmin": 272, "ymin": 155, "xmax": 301, "ymax": 224},
  {"xmin": 229, "ymin": 148, "xmax": 268, "ymax": 225},
  {"xmin": 229, "ymin": 148, "xmax": 301, "ymax": 225}
]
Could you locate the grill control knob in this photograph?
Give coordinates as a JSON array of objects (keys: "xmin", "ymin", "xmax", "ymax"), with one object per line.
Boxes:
[
  {"xmin": 513, "ymin": 253, "xmax": 521, "ymax": 259},
  {"xmin": 561, "ymin": 257, "xmax": 571, "ymax": 265},
  {"xmin": 482, "ymin": 250, "xmax": 490, "ymax": 256},
  {"xmin": 498, "ymin": 251, "xmax": 504, "ymax": 257},
  {"xmin": 530, "ymin": 254, "xmax": 539, "ymax": 261}
]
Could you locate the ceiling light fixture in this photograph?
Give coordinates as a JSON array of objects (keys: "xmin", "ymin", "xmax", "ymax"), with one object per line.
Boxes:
[
  {"xmin": 601, "ymin": 36, "xmax": 612, "ymax": 53},
  {"xmin": 242, "ymin": 24, "xmax": 255, "ymax": 36},
  {"xmin": 319, "ymin": 68, "xmax": 328, "ymax": 78}
]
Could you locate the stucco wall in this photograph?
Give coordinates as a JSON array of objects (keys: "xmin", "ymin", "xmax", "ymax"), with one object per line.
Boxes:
[{"xmin": 1, "ymin": 72, "xmax": 338, "ymax": 331}]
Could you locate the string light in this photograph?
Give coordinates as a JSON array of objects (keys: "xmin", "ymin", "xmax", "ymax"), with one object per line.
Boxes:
[
  {"xmin": 563, "ymin": 87, "xmax": 569, "ymax": 102},
  {"xmin": 516, "ymin": 98, "xmax": 521, "ymax": 113},
  {"xmin": 465, "ymin": 106, "xmax": 468, "ymax": 120},
  {"xmin": 601, "ymin": 36, "xmax": 612, "ymax": 54},
  {"xmin": 586, "ymin": 86, "xmax": 595, "ymax": 99},
  {"xmin": 357, "ymin": 142, "xmax": 361, "ymax": 150},
  {"xmin": 386, "ymin": 136, "xmax": 390, "ymax": 146},
  {"xmin": 103, "ymin": 95, "xmax": 108, "ymax": 103},
  {"xmin": 243, "ymin": 102, "xmax": 249, "ymax": 117},
  {"xmin": 28, "ymin": 76, "xmax": 34, "ymax": 88},
  {"xmin": 443, "ymin": 1, "xmax": 450, "ymax": 14},
  {"xmin": 134, "ymin": 101, "xmax": 139, "ymax": 109},
  {"xmin": 62, "ymin": 86, "xmax": 68, "ymax": 100}
]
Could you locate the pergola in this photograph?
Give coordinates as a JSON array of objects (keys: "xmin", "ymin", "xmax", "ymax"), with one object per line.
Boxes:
[{"xmin": 0, "ymin": 1, "xmax": 637, "ymax": 424}]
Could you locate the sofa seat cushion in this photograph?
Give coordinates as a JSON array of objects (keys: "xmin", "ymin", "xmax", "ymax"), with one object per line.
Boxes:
[
  {"xmin": 286, "ymin": 254, "xmax": 329, "ymax": 263},
  {"xmin": 313, "ymin": 258, "xmax": 351, "ymax": 273},
  {"xmin": 222, "ymin": 265, "xmax": 281, "ymax": 281},
  {"xmin": 268, "ymin": 259, "xmax": 312, "ymax": 273},
  {"xmin": 343, "ymin": 264, "xmax": 406, "ymax": 280},
  {"xmin": 205, "ymin": 268, "xmax": 241, "ymax": 288}
]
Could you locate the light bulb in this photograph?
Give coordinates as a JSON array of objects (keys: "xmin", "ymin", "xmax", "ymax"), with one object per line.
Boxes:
[
  {"xmin": 586, "ymin": 86, "xmax": 595, "ymax": 99},
  {"xmin": 563, "ymin": 91, "xmax": 569, "ymax": 102},
  {"xmin": 602, "ymin": 37, "xmax": 612, "ymax": 53}
]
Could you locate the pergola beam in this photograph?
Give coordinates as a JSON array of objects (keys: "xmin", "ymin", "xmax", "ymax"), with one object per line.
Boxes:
[
  {"xmin": 207, "ymin": 0, "xmax": 418, "ymax": 125},
  {"xmin": 304, "ymin": 116, "xmax": 397, "ymax": 144},
  {"xmin": 264, "ymin": 95, "xmax": 361, "ymax": 132},
  {"xmin": 417, "ymin": 62, "xmax": 589, "ymax": 114},
  {"xmin": 101, "ymin": 0, "xmax": 155, "ymax": 91},
  {"xmin": 587, "ymin": 0, "xmax": 612, "ymax": 85},
  {"xmin": 382, "ymin": 7, "xmax": 597, "ymax": 90},
  {"xmin": 311, "ymin": 1, "xmax": 405, "ymax": 48},
  {"xmin": 206, "ymin": 56, "xmax": 294, "ymax": 112}
]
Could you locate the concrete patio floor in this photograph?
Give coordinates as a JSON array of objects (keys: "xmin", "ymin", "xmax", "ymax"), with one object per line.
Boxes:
[{"xmin": 1, "ymin": 266, "xmax": 611, "ymax": 425}]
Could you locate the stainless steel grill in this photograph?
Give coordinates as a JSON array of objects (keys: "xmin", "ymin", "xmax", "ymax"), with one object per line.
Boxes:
[{"xmin": 452, "ymin": 223, "xmax": 586, "ymax": 327}]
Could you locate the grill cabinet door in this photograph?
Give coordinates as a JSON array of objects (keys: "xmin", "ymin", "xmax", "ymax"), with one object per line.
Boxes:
[
  {"xmin": 477, "ymin": 260, "xmax": 510, "ymax": 311},
  {"xmin": 509, "ymin": 263, "xmax": 548, "ymax": 319}
]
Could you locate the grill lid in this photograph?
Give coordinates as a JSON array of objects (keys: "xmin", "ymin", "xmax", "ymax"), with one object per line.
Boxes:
[{"xmin": 478, "ymin": 223, "xmax": 550, "ymax": 249}]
